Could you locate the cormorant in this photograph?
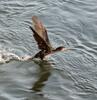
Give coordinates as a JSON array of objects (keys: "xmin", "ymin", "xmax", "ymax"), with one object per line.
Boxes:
[{"xmin": 29, "ymin": 16, "xmax": 68, "ymax": 60}]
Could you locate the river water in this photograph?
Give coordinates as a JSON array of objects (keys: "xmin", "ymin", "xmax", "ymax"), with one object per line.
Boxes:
[{"xmin": 0, "ymin": 0, "xmax": 97, "ymax": 100}]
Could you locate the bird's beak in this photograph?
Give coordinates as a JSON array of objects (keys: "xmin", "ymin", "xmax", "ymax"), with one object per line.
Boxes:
[{"xmin": 63, "ymin": 48, "xmax": 71, "ymax": 51}]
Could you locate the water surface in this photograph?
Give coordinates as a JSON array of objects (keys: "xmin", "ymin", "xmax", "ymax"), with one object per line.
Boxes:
[{"xmin": 0, "ymin": 0, "xmax": 97, "ymax": 100}]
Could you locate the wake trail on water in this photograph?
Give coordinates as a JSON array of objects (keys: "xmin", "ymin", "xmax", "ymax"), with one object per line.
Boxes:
[{"xmin": 0, "ymin": 49, "xmax": 32, "ymax": 63}]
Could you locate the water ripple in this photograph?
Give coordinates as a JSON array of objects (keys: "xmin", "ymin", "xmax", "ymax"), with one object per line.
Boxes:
[{"xmin": 0, "ymin": 0, "xmax": 97, "ymax": 100}]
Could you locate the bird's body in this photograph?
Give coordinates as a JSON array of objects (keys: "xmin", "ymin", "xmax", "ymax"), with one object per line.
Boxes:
[{"xmin": 29, "ymin": 16, "xmax": 67, "ymax": 60}]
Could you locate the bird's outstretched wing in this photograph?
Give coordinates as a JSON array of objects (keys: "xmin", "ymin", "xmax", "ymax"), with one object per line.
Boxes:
[
  {"xmin": 29, "ymin": 16, "xmax": 52, "ymax": 51},
  {"xmin": 29, "ymin": 26, "xmax": 51, "ymax": 51},
  {"xmin": 32, "ymin": 16, "xmax": 51, "ymax": 46}
]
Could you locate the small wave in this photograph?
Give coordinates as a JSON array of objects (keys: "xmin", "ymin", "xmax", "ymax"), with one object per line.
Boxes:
[{"xmin": 0, "ymin": 49, "xmax": 32, "ymax": 63}]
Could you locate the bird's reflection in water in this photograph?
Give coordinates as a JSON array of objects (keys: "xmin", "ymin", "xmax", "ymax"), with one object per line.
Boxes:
[{"xmin": 31, "ymin": 60, "xmax": 53, "ymax": 94}]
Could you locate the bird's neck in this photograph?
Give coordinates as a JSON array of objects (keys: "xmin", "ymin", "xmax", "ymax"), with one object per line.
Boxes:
[{"xmin": 52, "ymin": 49, "xmax": 60, "ymax": 53}]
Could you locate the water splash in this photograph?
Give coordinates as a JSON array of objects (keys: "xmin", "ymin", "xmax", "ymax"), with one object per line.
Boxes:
[{"xmin": 0, "ymin": 49, "xmax": 33, "ymax": 63}]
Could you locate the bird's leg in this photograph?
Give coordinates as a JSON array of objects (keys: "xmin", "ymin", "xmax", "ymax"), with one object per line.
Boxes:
[
  {"xmin": 20, "ymin": 51, "xmax": 44, "ymax": 61},
  {"xmin": 34, "ymin": 50, "xmax": 46, "ymax": 60},
  {"xmin": 34, "ymin": 51, "xmax": 42, "ymax": 58}
]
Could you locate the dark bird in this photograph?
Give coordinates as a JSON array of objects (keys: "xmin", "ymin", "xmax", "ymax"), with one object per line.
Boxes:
[{"xmin": 29, "ymin": 16, "xmax": 68, "ymax": 60}]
